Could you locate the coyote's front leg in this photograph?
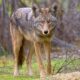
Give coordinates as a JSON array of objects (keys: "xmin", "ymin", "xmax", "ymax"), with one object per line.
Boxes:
[
  {"xmin": 34, "ymin": 42, "xmax": 46, "ymax": 79},
  {"xmin": 44, "ymin": 42, "xmax": 51, "ymax": 75}
]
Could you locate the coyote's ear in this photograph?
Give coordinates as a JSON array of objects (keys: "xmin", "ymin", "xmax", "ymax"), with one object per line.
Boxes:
[
  {"xmin": 51, "ymin": 3, "xmax": 64, "ymax": 18},
  {"xmin": 32, "ymin": 4, "xmax": 40, "ymax": 17},
  {"xmin": 50, "ymin": 3, "xmax": 58, "ymax": 16}
]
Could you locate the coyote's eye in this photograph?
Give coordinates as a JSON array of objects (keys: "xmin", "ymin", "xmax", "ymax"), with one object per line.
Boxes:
[{"xmin": 40, "ymin": 20, "xmax": 45, "ymax": 23}]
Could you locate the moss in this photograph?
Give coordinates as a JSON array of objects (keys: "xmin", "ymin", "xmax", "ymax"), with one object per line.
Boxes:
[{"xmin": 77, "ymin": 4, "xmax": 80, "ymax": 12}]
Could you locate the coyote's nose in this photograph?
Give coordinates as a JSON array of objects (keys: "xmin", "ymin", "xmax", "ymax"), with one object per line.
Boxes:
[{"xmin": 44, "ymin": 31, "xmax": 48, "ymax": 35}]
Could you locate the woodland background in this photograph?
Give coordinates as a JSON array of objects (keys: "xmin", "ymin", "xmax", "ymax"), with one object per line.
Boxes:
[{"xmin": 0, "ymin": 0, "xmax": 80, "ymax": 55}]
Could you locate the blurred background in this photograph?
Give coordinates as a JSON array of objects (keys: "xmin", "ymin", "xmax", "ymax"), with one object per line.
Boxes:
[
  {"xmin": 0, "ymin": 0, "xmax": 80, "ymax": 76},
  {"xmin": 0, "ymin": 0, "xmax": 80, "ymax": 54}
]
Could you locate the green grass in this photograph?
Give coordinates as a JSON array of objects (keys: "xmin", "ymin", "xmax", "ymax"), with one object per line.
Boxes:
[
  {"xmin": 0, "ymin": 58, "xmax": 39, "ymax": 80},
  {"xmin": 77, "ymin": 3, "xmax": 80, "ymax": 12},
  {"xmin": 0, "ymin": 57, "xmax": 80, "ymax": 80},
  {"xmin": 0, "ymin": 75, "xmax": 36, "ymax": 80}
]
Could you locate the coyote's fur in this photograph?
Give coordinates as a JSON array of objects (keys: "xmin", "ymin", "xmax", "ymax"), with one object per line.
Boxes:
[{"xmin": 10, "ymin": 3, "xmax": 57, "ymax": 79}]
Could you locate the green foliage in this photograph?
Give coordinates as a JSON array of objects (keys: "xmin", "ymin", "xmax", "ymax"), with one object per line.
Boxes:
[
  {"xmin": 0, "ymin": 75, "xmax": 39, "ymax": 80},
  {"xmin": 21, "ymin": 0, "xmax": 31, "ymax": 6},
  {"xmin": 0, "ymin": 57, "xmax": 80, "ymax": 80},
  {"xmin": 0, "ymin": 0, "xmax": 1, "ymax": 4},
  {"xmin": 77, "ymin": 3, "xmax": 80, "ymax": 12}
]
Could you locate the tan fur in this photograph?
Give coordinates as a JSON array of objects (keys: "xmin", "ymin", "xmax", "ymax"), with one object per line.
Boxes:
[
  {"xmin": 10, "ymin": 22, "xmax": 33, "ymax": 76},
  {"xmin": 10, "ymin": 5, "xmax": 58, "ymax": 79}
]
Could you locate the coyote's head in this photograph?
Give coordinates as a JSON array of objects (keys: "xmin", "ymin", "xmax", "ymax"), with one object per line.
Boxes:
[{"xmin": 32, "ymin": 4, "xmax": 57, "ymax": 39}]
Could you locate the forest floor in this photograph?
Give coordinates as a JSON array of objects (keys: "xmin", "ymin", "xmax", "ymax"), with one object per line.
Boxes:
[
  {"xmin": 0, "ymin": 56, "xmax": 80, "ymax": 80},
  {"xmin": 51, "ymin": 71, "xmax": 80, "ymax": 80}
]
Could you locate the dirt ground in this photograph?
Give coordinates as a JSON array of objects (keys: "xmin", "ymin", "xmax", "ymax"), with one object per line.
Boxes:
[{"xmin": 50, "ymin": 72, "xmax": 80, "ymax": 80}]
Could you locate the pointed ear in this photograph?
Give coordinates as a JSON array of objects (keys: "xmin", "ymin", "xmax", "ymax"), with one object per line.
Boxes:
[
  {"xmin": 50, "ymin": 3, "xmax": 58, "ymax": 16},
  {"xmin": 32, "ymin": 4, "xmax": 40, "ymax": 17},
  {"xmin": 50, "ymin": 3, "xmax": 64, "ymax": 18}
]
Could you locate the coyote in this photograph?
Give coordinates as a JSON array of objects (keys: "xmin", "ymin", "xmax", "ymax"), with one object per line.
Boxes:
[{"xmin": 10, "ymin": 3, "xmax": 57, "ymax": 79}]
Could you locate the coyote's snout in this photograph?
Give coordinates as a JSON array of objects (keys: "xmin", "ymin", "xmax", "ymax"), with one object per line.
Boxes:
[{"xmin": 10, "ymin": 3, "xmax": 57, "ymax": 79}]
